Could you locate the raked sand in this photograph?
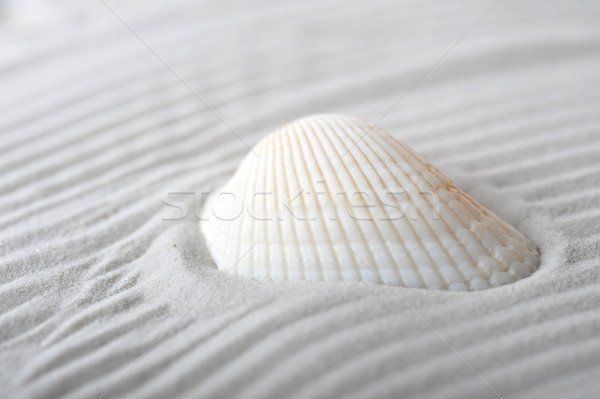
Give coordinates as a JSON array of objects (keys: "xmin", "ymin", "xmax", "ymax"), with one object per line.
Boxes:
[{"xmin": 1, "ymin": 1, "xmax": 600, "ymax": 398}]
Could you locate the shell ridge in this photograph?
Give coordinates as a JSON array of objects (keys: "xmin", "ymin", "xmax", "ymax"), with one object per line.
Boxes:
[
  {"xmin": 328, "ymin": 116, "xmax": 444, "ymax": 287},
  {"xmin": 361, "ymin": 128, "xmax": 478, "ymax": 285},
  {"xmin": 314, "ymin": 116, "xmax": 410, "ymax": 286},
  {"xmin": 396, "ymin": 136, "xmax": 519, "ymax": 253},
  {"xmin": 317, "ymin": 115, "xmax": 412, "ymax": 283},
  {"xmin": 295, "ymin": 117, "xmax": 362, "ymax": 281},
  {"xmin": 393, "ymin": 141, "xmax": 524, "ymax": 270},
  {"xmin": 297, "ymin": 118, "xmax": 359, "ymax": 281},
  {"xmin": 307, "ymin": 116, "xmax": 398, "ymax": 284},
  {"xmin": 455, "ymin": 190, "xmax": 533, "ymax": 268},
  {"xmin": 379, "ymin": 137, "xmax": 478, "ymax": 287},
  {"xmin": 353, "ymin": 121, "xmax": 483, "ymax": 287},
  {"xmin": 304, "ymin": 116, "xmax": 386, "ymax": 282},
  {"xmin": 378, "ymin": 130, "xmax": 532, "ymax": 285},
  {"xmin": 263, "ymin": 134, "xmax": 276, "ymax": 278},
  {"xmin": 457, "ymin": 189, "xmax": 526, "ymax": 251},
  {"xmin": 273, "ymin": 127, "xmax": 288, "ymax": 279},
  {"xmin": 371, "ymin": 132, "xmax": 497, "ymax": 286},
  {"xmin": 385, "ymin": 132, "xmax": 524, "ymax": 252},
  {"xmin": 289, "ymin": 120, "xmax": 331, "ymax": 281},
  {"xmin": 332, "ymin": 116, "xmax": 454, "ymax": 288},
  {"xmin": 281, "ymin": 125, "xmax": 307, "ymax": 280}
]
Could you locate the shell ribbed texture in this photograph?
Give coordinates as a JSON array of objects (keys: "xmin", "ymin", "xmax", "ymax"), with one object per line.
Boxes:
[{"xmin": 201, "ymin": 114, "xmax": 539, "ymax": 290}]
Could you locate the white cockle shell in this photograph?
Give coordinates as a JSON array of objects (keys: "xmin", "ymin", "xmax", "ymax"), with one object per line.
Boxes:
[{"xmin": 201, "ymin": 114, "xmax": 539, "ymax": 291}]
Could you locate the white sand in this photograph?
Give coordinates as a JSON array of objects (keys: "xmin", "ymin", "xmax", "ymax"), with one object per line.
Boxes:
[{"xmin": 1, "ymin": 1, "xmax": 599, "ymax": 398}]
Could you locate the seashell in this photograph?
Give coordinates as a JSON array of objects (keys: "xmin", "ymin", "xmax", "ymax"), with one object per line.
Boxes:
[{"xmin": 200, "ymin": 114, "xmax": 539, "ymax": 291}]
